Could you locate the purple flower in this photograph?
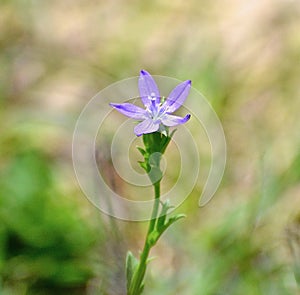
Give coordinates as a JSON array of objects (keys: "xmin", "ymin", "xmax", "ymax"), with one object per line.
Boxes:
[{"xmin": 110, "ymin": 70, "xmax": 191, "ymax": 136}]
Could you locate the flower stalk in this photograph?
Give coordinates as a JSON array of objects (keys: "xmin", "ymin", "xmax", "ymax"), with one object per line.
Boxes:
[
  {"xmin": 110, "ymin": 70, "xmax": 191, "ymax": 294},
  {"xmin": 126, "ymin": 132, "xmax": 185, "ymax": 295}
]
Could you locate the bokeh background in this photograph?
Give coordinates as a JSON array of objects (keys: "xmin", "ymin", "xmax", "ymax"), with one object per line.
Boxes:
[{"xmin": 1, "ymin": 0, "xmax": 300, "ymax": 294}]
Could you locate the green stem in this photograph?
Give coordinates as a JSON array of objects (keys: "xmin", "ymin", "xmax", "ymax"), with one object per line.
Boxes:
[
  {"xmin": 128, "ymin": 181, "xmax": 161, "ymax": 295},
  {"xmin": 148, "ymin": 181, "xmax": 160, "ymax": 234}
]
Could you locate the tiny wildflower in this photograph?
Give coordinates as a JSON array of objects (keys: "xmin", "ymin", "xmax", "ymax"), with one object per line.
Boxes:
[{"xmin": 110, "ymin": 70, "xmax": 191, "ymax": 136}]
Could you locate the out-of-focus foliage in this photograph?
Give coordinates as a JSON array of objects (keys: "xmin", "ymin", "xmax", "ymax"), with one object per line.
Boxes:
[
  {"xmin": 0, "ymin": 144, "xmax": 98, "ymax": 294},
  {"xmin": 0, "ymin": 0, "xmax": 300, "ymax": 294}
]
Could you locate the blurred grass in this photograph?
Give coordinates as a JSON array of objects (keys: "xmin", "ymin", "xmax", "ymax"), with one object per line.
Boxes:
[{"xmin": 1, "ymin": 0, "xmax": 300, "ymax": 294}]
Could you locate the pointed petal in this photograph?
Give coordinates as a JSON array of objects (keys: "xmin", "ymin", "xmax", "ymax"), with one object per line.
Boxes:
[
  {"xmin": 138, "ymin": 70, "xmax": 160, "ymax": 107},
  {"xmin": 164, "ymin": 80, "xmax": 191, "ymax": 113},
  {"xmin": 161, "ymin": 113, "xmax": 191, "ymax": 127},
  {"xmin": 134, "ymin": 119, "xmax": 160, "ymax": 136},
  {"xmin": 110, "ymin": 103, "xmax": 146, "ymax": 120}
]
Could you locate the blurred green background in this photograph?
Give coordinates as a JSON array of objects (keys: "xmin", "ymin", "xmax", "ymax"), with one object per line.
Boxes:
[{"xmin": 1, "ymin": 0, "xmax": 300, "ymax": 294}]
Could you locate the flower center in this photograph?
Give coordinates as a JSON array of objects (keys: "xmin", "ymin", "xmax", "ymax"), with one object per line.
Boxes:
[{"xmin": 145, "ymin": 94, "xmax": 166, "ymax": 123}]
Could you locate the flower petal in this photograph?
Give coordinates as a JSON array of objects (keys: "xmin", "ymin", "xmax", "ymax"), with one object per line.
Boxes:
[
  {"xmin": 161, "ymin": 113, "xmax": 191, "ymax": 127},
  {"xmin": 138, "ymin": 70, "xmax": 161, "ymax": 107},
  {"xmin": 134, "ymin": 118, "xmax": 160, "ymax": 136},
  {"xmin": 110, "ymin": 103, "xmax": 147, "ymax": 120},
  {"xmin": 164, "ymin": 80, "xmax": 191, "ymax": 113}
]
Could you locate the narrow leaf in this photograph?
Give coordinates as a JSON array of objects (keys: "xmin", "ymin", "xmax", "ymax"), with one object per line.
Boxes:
[
  {"xmin": 147, "ymin": 230, "xmax": 160, "ymax": 246},
  {"xmin": 139, "ymin": 283, "xmax": 145, "ymax": 295},
  {"xmin": 137, "ymin": 146, "xmax": 147, "ymax": 157},
  {"xmin": 138, "ymin": 161, "xmax": 149, "ymax": 172},
  {"xmin": 165, "ymin": 214, "xmax": 186, "ymax": 229},
  {"xmin": 156, "ymin": 214, "xmax": 186, "ymax": 242},
  {"xmin": 157, "ymin": 200, "xmax": 173, "ymax": 231},
  {"xmin": 146, "ymin": 256, "xmax": 157, "ymax": 264},
  {"xmin": 126, "ymin": 251, "xmax": 139, "ymax": 292}
]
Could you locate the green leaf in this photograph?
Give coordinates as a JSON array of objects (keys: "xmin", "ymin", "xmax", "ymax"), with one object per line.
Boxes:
[
  {"xmin": 146, "ymin": 256, "xmax": 156, "ymax": 264},
  {"xmin": 139, "ymin": 283, "xmax": 144, "ymax": 295},
  {"xmin": 157, "ymin": 200, "xmax": 173, "ymax": 231},
  {"xmin": 165, "ymin": 214, "xmax": 186, "ymax": 229},
  {"xmin": 126, "ymin": 251, "xmax": 139, "ymax": 292},
  {"xmin": 147, "ymin": 230, "xmax": 160, "ymax": 246},
  {"xmin": 137, "ymin": 147, "xmax": 147, "ymax": 157},
  {"xmin": 155, "ymin": 213, "xmax": 186, "ymax": 243},
  {"xmin": 138, "ymin": 161, "xmax": 150, "ymax": 172}
]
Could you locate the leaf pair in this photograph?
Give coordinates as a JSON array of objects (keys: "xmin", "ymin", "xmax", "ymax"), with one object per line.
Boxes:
[{"xmin": 148, "ymin": 200, "xmax": 186, "ymax": 247}]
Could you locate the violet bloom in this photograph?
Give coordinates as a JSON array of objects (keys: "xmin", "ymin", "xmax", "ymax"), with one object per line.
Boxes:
[{"xmin": 110, "ymin": 70, "xmax": 191, "ymax": 136}]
